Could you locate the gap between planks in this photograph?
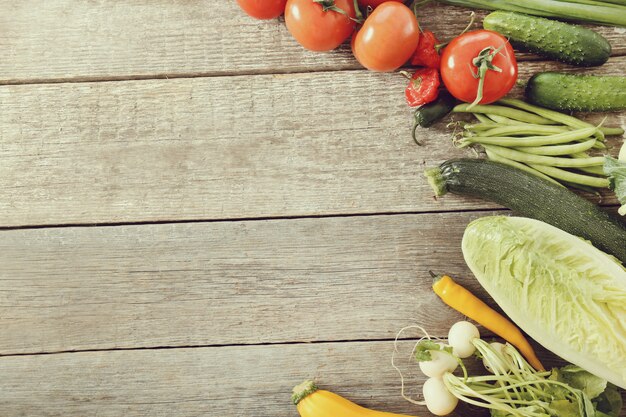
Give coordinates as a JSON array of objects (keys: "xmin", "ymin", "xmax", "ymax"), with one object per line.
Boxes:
[
  {"xmin": 0, "ymin": 336, "xmax": 445, "ymax": 358},
  {"xmin": 0, "ymin": 207, "xmax": 511, "ymax": 231},
  {"xmin": 2, "ymin": 53, "xmax": 625, "ymax": 87}
]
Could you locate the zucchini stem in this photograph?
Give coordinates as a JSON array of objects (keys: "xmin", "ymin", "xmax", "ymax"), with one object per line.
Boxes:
[{"xmin": 424, "ymin": 167, "xmax": 448, "ymax": 197}]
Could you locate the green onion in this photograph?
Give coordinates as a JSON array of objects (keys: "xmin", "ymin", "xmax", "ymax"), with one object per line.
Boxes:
[{"xmin": 435, "ymin": 0, "xmax": 626, "ymax": 26}]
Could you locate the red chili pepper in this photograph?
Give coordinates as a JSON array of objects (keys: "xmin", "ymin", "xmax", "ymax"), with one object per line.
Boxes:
[
  {"xmin": 410, "ymin": 30, "xmax": 441, "ymax": 69},
  {"xmin": 405, "ymin": 68, "xmax": 440, "ymax": 107}
]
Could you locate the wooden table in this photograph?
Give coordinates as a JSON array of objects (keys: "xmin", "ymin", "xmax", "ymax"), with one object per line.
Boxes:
[{"xmin": 0, "ymin": 1, "xmax": 624, "ymax": 415}]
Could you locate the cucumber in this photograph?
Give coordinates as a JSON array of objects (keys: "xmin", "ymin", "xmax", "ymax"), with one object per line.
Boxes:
[
  {"xmin": 425, "ymin": 158, "xmax": 626, "ymax": 264},
  {"xmin": 526, "ymin": 72, "xmax": 626, "ymax": 112},
  {"xmin": 414, "ymin": 90, "xmax": 457, "ymax": 128},
  {"xmin": 483, "ymin": 11, "xmax": 611, "ymax": 66}
]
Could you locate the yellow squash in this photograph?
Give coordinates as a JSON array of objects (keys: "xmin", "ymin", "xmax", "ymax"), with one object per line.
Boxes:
[{"xmin": 292, "ymin": 380, "xmax": 419, "ymax": 417}]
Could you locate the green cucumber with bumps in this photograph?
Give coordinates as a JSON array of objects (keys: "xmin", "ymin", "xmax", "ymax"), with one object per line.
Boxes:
[
  {"xmin": 483, "ymin": 11, "xmax": 611, "ymax": 67},
  {"xmin": 526, "ymin": 72, "xmax": 626, "ymax": 112}
]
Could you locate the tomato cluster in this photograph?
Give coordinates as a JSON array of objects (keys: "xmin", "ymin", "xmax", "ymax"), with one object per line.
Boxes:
[
  {"xmin": 237, "ymin": 0, "xmax": 419, "ymax": 72},
  {"xmin": 236, "ymin": 0, "xmax": 518, "ymax": 107}
]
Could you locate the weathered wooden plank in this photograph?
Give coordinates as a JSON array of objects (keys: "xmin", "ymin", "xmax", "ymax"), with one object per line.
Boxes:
[
  {"xmin": 0, "ymin": 58, "xmax": 623, "ymax": 227},
  {"xmin": 0, "ymin": 341, "xmax": 623, "ymax": 417},
  {"xmin": 0, "ymin": 1, "xmax": 624, "ymax": 83},
  {"xmin": 0, "ymin": 211, "xmax": 499, "ymax": 355}
]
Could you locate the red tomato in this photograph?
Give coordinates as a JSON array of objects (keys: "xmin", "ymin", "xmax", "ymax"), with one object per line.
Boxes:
[
  {"xmin": 440, "ymin": 30, "xmax": 517, "ymax": 105},
  {"xmin": 357, "ymin": 0, "xmax": 403, "ymax": 9},
  {"xmin": 236, "ymin": 0, "xmax": 288, "ymax": 19},
  {"xmin": 285, "ymin": 0, "xmax": 356, "ymax": 52},
  {"xmin": 352, "ymin": 2, "xmax": 420, "ymax": 72}
]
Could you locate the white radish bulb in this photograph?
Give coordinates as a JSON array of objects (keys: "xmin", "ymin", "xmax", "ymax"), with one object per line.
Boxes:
[
  {"xmin": 448, "ymin": 321, "xmax": 480, "ymax": 358},
  {"xmin": 483, "ymin": 342, "xmax": 510, "ymax": 374},
  {"xmin": 423, "ymin": 377, "xmax": 459, "ymax": 416},
  {"xmin": 418, "ymin": 343, "xmax": 458, "ymax": 378}
]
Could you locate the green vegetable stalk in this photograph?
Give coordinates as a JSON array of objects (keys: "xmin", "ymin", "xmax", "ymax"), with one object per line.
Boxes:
[{"xmin": 435, "ymin": 0, "xmax": 626, "ymax": 26}]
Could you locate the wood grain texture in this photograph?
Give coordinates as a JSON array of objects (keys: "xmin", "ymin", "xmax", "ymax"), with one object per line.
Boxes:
[
  {"xmin": 0, "ymin": 58, "xmax": 623, "ymax": 227},
  {"xmin": 0, "ymin": 341, "xmax": 623, "ymax": 417},
  {"xmin": 0, "ymin": 1, "xmax": 624, "ymax": 83},
  {"xmin": 0, "ymin": 210, "xmax": 501, "ymax": 355}
]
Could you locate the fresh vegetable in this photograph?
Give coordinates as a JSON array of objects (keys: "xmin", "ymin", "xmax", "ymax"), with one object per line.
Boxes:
[
  {"xmin": 462, "ymin": 216, "xmax": 626, "ymax": 389},
  {"xmin": 236, "ymin": 0, "xmax": 288, "ymax": 19},
  {"xmin": 395, "ymin": 323, "xmax": 622, "ymax": 417},
  {"xmin": 433, "ymin": 0, "xmax": 626, "ymax": 27},
  {"xmin": 417, "ymin": 341, "xmax": 458, "ymax": 377},
  {"xmin": 441, "ymin": 339, "xmax": 622, "ymax": 417},
  {"xmin": 440, "ymin": 30, "xmax": 517, "ymax": 107},
  {"xmin": 357, "ymin": 0, "xmax": 402, "ymax": 8},
  {"xmin": 285, "ymin": 0, "xmax": 357, "ymax": 51},
  {"xmin": 410, "ymin": 30, "xmax": 441, "ymax": 69},
  {"xmin": 605, "ymin": 157, "xmax": 626, "ymax": 215},
  {"xmin": 526, "ymin": 72, "xmax": 626, "ymax": 112},
  {"xmin": 292, "ymin": 380, "xmax": 418, "ymax": 417},
  {"xmin": 412, "ymin": 90, "xmax": 457, "ymax": 131},
  {"xmin": 352, "ymin": 2, "xmax": 420, "ymax": 71},
  {"xmin": 404, "ymin": 68, "xmax": 440, "ymax": 108},
  {"xmin": 453, "ymin": 103, "xmax": 555, "ymax": 125},
  {"xmin": 422, "ymin": 377, "xmax": 458, "ymax": 416},
  {"xmin": 425, "ymin": 159, "xmax": 626, "ymax": 263},
  {"xmin": 452, "ymin": 99, "xmax": 625, "ymax": 192},
  {"xmin": 447, "ymin": 321, "xmax": 479, "ymax": 358},
  {"xmin": 483, "ymin": 11, "xmax": 611, "ymax": 67},
  {"xmin": 481, "ymin": 342, "xmax": 508, "ymax": 373},
  {"xmin": 431, "ymin": 272, "xmax": 544, "ymax": 370}
]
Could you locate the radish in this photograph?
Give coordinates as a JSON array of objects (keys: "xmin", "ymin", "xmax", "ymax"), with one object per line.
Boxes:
[
  {"xmin": 418, "ymin": 342, "xmax": 458, "ymax": 378},
  {"xmin": 423, "ymin": 377, "xmax": 459, "ymax": 416},
  {"xmin": 448, "ymin": 321, "xmax": 480, "ymax": 358},
  {"xmin": 482, "ymin": 342, "xmax": 510, "ymax": 374}
]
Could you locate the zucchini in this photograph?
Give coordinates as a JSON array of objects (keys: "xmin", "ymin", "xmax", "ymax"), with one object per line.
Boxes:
[
  {"xmin": 414, "ymin": 90, "xmax": 457, "ymax": 128},
  {"xmin": 483, "ymin": 11, "xmax": 611, "ymax": 67},
  {"xmin": 526, "ymin": 72, "xmax": 626, "ymax": 112},
  {"xmin": 425, "ymin": 158, "xmax": 626, "ymax": 264}
]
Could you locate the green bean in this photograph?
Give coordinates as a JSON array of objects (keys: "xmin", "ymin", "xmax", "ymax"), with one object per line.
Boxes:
[
  {"xmin": 464, "ymin": 123, "xmax": 500, "ymax": 132},
  {"xmin": 570, "ymin": 152, "xmax": 608, "ymax": 175},
  {"xmin": 485, "ymin": 149, "xmax": 563, "ymax": 186},
  {"xmin": 601, "ymin": 126, "xmax": 625, "ymax": 136},
  {"xmin": 454, "ymin": 103, "xmax": 557, "ymax": 125},
  {"xmin": 560, "ymin": 180, "xmax": 601, "ymax": 195},
  {"xmin": 485, "ymin": 114, "xmax": 527, "ymax": 125},
  {"xmin": 513, "ymin": 139, "xmax": 597, "ymax": 156},
  {"xmin": 497, "ymin": 98, "xmax": 605, "ymax": 141},
  {"xmin": 578, "ymin": 166, "xmax": 607, "ymax": 176},
  {"xmin": 463, "ymin": 127, "xmax": 597, "ymax": 147},
  {"xmin": 529, "ymin": 164, "xmax": 610, "ymax": 188},
  {"xmin": 483, "ymin": 145, "xmax": 605, "ymax": 167},
  {"xmin": 571, "ymin": 152, "xmax": 589, "ymax": 158},
  {"xmin": 592, "ymin": 140, "xmax": 607, "ymax": 149},
  {"xmin": 474, "ymin": 114, "xmax": 493, "ymax": 124},
  {"xmin": 479, "ymin": 125, "xmax": 569, "ymax": 137}
]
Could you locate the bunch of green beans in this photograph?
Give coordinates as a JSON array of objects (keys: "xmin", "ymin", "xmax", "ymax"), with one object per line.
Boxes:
[{"xmin": 453, "ymin": 98, "xmax": 624, "ymax": 191}]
